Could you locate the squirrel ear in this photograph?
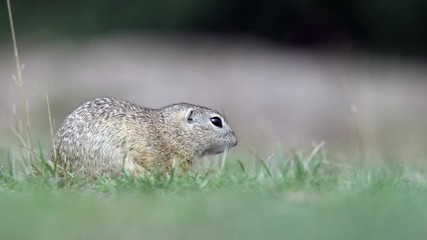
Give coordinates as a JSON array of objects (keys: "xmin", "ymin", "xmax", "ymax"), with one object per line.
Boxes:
[{"xmin": 185, "ymin": 108, "xmax": 194, "ymax": 123}]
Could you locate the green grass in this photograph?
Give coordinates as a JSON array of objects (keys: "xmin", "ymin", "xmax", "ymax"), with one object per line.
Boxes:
[{"xmin": 1, "ymin": 149, "xmax": 427, "ymax": 240}]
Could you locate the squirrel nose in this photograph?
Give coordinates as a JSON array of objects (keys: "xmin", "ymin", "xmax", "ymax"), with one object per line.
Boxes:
[{"xmin": 231, "ymin": 133, "xmax": 238, "ymax": 147}]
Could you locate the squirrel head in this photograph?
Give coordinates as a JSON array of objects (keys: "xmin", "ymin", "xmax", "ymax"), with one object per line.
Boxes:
[{"xmin": 161, "ymin": 103, "xmax": 238, "ymax": 158}]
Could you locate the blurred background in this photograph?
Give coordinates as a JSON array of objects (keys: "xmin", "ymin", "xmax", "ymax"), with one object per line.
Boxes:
[{"xmin": 1, "ymin": 0, "xmax": 427, "ymax": 162}]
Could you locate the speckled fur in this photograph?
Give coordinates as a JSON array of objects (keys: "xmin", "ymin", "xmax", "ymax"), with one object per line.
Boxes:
[{"xmin": 53, "ymin": 97, "xmax": 237, "ymax": 176}]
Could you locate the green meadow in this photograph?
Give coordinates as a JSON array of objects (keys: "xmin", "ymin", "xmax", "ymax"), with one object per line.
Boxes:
[{"xmin": 1, "ymin": 150, "xmax": 426, "ymax": 240}]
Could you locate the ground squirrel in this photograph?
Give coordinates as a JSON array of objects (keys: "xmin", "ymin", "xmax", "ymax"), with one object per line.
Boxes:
[{"xmin": 53, "ymin": 97, "xmax": 237, "ymax": 176}]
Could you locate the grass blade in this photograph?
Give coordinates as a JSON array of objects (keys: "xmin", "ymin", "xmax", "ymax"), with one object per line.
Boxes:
[{"xmin": 237, "ymin": 159, "xmax": 246, "ymax": 173}]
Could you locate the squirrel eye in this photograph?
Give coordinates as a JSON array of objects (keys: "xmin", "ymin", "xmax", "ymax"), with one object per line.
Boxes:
[{"xmin": 210, "ymin": 116, "xmax": 223, "ymax": 128}]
